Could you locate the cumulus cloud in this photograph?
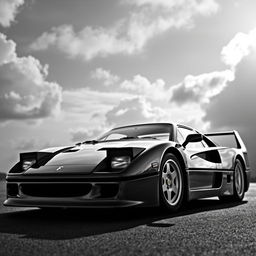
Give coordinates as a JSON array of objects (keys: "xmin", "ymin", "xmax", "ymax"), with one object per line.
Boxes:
[
  {"xmin": 221, "ymin": 28, "xmax": 256, "ymax": 69},
  {"xmin": 64, "ymin": 24, "xmax": 256, "ymax": 133},
  {"xmin": 0, "ymin": 33, "xmax": 16, "ymax": 64},
  {"xmin": 30, "ymin": 24, "xmax": 130, "ymax": 60},
  {"xmin": 205, "ymin": 29, "xmax": 256, "ymax": 126},
  {"xmin": 57, "ymin": 26, "xmax": 256, "ymax": 141},
  {"xmin": 125, "ymin": 0, "xmax": 219, "ymax": 16},
  {"xmin": 121, "ymin": 75, "xmax": 167, "ymax": 100},
  {"xmin": 30, "ymin": 0, "xmax": 219, "ymax": 60},
  {"xmin": 105, "ymin": 97, "xmax": 166, "ymax": 126},
  {"xmin": 0, "ymin": 0, "xmax": 24, "ymax": 27},
  {"xmin": 91, "ymin": 68, "xmax": 120, "ymax": 86},
  {"xmin": 170, "ymin": 26, "xmax": 256, "ymax": 107},
  {"xmin": 63, "ymin": 87, "xmax": 131, "ymax": 115},
  {"xmin": 70, "ymin": 127, "xmax": 104, "ymax": 142},
  {"xmin": 0, "ymin": 33, "xmax": 62, "ymax": 121},
  {"xmin": 171, "ymin": 69, "xmax": 235, "ymax": 104}
]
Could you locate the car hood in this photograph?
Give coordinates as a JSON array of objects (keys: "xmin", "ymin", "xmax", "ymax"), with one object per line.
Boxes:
[{"xmin": 24, "ymin": 140, "xmax": 170, "ymax": 175}]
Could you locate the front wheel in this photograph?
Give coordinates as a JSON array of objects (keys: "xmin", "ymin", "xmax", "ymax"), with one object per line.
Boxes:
[{"xmin": 159, "ymin": 153, "xmax": 186, "ymax": 212}]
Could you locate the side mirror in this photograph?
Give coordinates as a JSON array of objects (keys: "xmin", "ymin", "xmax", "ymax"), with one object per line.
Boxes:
[{"xmin": 182, "ymin": 134, "xmax": 203, "ymax": 148}]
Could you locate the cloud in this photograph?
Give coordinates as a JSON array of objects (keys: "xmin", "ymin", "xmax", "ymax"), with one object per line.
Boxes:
[
  {"xmin": 167, "ymin": 27, "xmax": 256, "ymax": 129},
  {"xmin": 125, "ymin": 0, "xmax": 219, "ymax": 16},
  {"xmin": 91, "ymin": 68, "xmax": 120, "ymax": 86},
  {"xmin": 221, "ymin": 28, "xmax": 256, "ymax": 69},
  {"xmin": 0, "ymin": 0, "xmax": 24, "ymax": 27},
  {"xmin": 53, "ymin": 26, "xmax": 256, "ymax": 142},
  {"xmin": 30, "ymin": 24, "xmax": 130, "ymax": 60},
  {"xmin": 62, "ymin": 69, "xmax": 217, "ymax": 133},
  {"xmin": 171, "ymin": 69, "xmax": 235, "ymax": 104},
  {"xmin": 30, "ymin": 0, "xmax": 219, "ymax": 60},
  {"xmin": 70, "ymin": 127, "xmax": 104, "ymax": 142},
  {"xmin": 63, "ymin": 87, "xmax": 131, "ymax": 115},
  {"xmin": 12, "ymin": 137, "xmax": 54, "ymax": 151},
  {"xmin": 13, "ymin": 138, "xmax": 36, "ymax": 151},
  {"xmin": 0, "ymin": 33, "xmax": 17, "ymax": 64},
  {"xmin": 0, "ymin": 33, "xmax": 62, "ymax": 121},
  {"xmin": 205, "ymin": 58, "xmax": 256, "ymax": 131},
  {"xmin": 121, "ymin": 75, "xmax": 167, "ymax": 100},
  {"xmin": 105, "ymin": 97, "xmax": 166, "ymax": 126},
  {"xmin": 204, "ymin": 29, "xmax": 256, "ymax": 129}
]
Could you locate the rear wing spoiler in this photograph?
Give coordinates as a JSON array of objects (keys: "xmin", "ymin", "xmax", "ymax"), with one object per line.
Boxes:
[{"xmin": 205, "ymin": 130, "xmax": 247, "ymax": 152}]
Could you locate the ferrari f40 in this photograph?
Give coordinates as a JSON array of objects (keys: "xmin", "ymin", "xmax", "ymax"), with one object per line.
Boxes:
[{"xmin": 4, "ymin": 123, "xmax": 251, "ymax": 212}]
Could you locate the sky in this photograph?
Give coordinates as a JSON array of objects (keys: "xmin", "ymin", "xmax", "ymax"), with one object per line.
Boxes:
[{"xmin": 0, "ymin": 0, "xmax": 256, "ymax": 177}]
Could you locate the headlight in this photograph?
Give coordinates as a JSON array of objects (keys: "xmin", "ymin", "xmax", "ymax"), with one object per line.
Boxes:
[
  {"xmin": 111, "ymin": 156, "xmax": 131, "ymax": 169},
  {"xmin": 22, "ymin": 159, "xmax": 36, "ymax": 171}
]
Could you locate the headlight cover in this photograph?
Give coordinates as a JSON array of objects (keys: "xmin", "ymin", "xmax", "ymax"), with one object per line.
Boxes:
[
  {"xmin": 111, "ymin": 156, "xmax": 131, "ymax": 169},
  {"xmin": 22, "ymin": 159, "xmax": 36, "ymax": 171}
]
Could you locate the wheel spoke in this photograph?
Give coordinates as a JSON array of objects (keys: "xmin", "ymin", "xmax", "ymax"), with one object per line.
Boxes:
[
  {"xmin": 166, "ymin": 163, "xmax": 170, "ymax": 173},
  {"xmin": 171, "ymin": 170, "xmax": 177, "ymax": 181},
  {"xmin": 172, "ymin": 183, "xmax": 178, "ymax": 194},
  {"xmin": 162, "ymin": 181, "xmax": 168, "ymax": 192},
  {"xmin": 166, "ymin": 190, "xmax": 173, "ymax": 201}
]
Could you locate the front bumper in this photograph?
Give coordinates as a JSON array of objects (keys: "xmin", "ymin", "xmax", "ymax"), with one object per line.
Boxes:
[{"xmin": 4, "ymin": 173, "xmax": 159, "ymax": 208}]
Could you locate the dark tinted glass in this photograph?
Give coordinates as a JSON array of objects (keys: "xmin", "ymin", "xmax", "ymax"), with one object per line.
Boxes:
[
  {"xmin": 206, "ymin": 134, "xmax": 238, "ymax": 148},
  {"xmin": 98, "ymin": 124, "xmax": 173, "ymax": 141}
]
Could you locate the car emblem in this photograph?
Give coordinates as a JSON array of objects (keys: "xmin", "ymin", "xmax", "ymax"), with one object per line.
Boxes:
[{"xmin": 56, "ymin": 166, "xmax": 64, "ymax": 171}]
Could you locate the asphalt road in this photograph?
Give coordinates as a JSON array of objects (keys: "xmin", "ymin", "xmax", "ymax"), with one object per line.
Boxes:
[{"xmin": 0, "ymin": 181, "xmax": 256, "ymax": 256}]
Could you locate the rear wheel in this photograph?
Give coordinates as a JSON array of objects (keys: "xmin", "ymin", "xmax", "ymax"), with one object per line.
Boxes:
[
  {"xmin": 159, "ymin": 153, "xmax": 186, "ymax": 212},
  {"xmin": 233, "ymin": 159, "xmax": 245, "ymax": 201},
  {"xmin": 219, "ymin": 159, "xmax": 245, "ymax": 202}
]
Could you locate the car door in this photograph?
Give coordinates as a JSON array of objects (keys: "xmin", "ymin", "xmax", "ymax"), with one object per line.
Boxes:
[{"xmin": 177, "ymin": 126, "xmax": 219, "ymax": 190}]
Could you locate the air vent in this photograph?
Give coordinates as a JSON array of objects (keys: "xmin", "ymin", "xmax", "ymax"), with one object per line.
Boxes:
[{"xmin": 20, "ymin": 183, "xmax": 92, "ymax": 197}]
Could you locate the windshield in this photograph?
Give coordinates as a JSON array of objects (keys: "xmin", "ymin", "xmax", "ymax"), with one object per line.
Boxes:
[{"xmin": 97, "ymin": 123, "xmax": 173, "ymax": 141}]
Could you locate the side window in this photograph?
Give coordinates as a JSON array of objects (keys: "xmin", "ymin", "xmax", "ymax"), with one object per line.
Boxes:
[
  {"xmin": 177, "ymin": 127, "xmax": 205, "ymax": 149},
  {"xmin": 177, "ymin": 130, "xmax": 184, "ymax": 144},
  {"xmin": 201, "ymin": 139, "xmax": 210, "ymax": 148}
]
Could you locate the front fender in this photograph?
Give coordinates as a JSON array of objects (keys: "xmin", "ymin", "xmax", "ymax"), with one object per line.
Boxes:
[{"xmin": 122, "ymin": 143, "xmax": 187, "ymax": 177}]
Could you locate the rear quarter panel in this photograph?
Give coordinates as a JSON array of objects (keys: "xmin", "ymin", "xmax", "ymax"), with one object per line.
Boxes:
[{"xmin": 218, "ymin": 148, "xmax": 237, "ymax": 169}]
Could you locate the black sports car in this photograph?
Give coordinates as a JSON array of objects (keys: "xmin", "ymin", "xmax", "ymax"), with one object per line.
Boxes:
[{"xmin": 4, "ymin": 123, "xmax": 251, "ymax": 212}]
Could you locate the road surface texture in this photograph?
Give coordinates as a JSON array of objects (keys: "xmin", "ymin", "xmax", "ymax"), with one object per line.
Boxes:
[{"xmin": 0, "ymin": 181, "xmax": 255, "ymax": 256}]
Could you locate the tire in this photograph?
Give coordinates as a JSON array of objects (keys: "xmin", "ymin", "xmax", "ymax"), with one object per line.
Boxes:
[
  {"xmin": 219, "ymin": 159, "xmax": 245, "ymax": 202},
  {"xmin": 233, "ymin": 159, "xmax": 245, "ymax": 201},
  {"xmin": 159, "ymin": 153, "xmax": 186, "ymax": 212}
]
